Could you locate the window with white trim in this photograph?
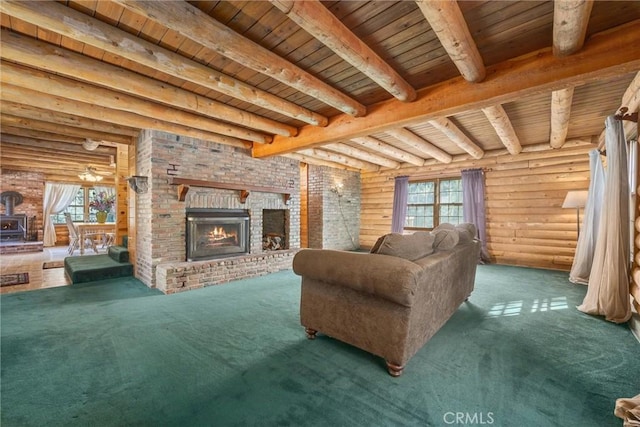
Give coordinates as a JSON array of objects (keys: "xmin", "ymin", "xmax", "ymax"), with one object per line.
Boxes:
[{"xmin": 405, "ymin": 178, "xmax": 463, "ymax": 230}]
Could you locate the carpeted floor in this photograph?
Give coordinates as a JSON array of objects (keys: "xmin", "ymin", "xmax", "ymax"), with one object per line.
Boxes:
[{"xmin": 1, "ymin": 265, "xmax": 638, "ymax": 426}]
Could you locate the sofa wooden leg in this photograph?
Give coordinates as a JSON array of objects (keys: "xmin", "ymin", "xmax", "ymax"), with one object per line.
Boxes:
[
  {"xmin": 304, "ymin": 327, "xmax": 317, "ymax": 340},
  {"xmin": 385, "ymin": 361, "xmax": 404, "ymax": 377}
]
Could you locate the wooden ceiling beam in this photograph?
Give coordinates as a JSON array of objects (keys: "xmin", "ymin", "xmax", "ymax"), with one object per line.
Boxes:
[
  {"xmin": 1, "ymin": 61, "xmax": 271, "ymax": 144},
  {"xmin": 1, "ymin": 83, "xmax": 250, "ymax": 149},
  {"xmin": 549, "ymin": 88, "xmax": 575, "ymax": 149},
  {"xmin": 323, "ymin": 143, "xmax": 401, "ymax": 169},
  {"xmin": 0, "ymin": 139, "xmax": 112, "ymax": 163},
  {"xmin": 0, "ymin": 163, "xmax": 115, "ymax": 185},
  {"xmin": 0, "ymin": 30, "xmax": 297, "ymax": 138},
  {"xmin": 553, "ymin": 0, "xmax": 594, "ymax": 57},
  {"xmin": 298, "ymin": 148, "xmax": 380, "ymax": 171},
  {"xmin": 1, "ymin": 126, "xmax": 84, "ymax": 145},
  {"xmin": 2, "ymin": 152, "xmax": 113, "ymax": 174},
  {"xmin": 0, "ymin": 0, "xmax": 328, "ymax": 127},
  {"xmin": 550, "ymin": 1, "xmax": 592, "ymax": 149},
  {"xmin": 0, "ymin": 153, "xmax": 108, "ymax": 171},
  {"xmin": 112, "ymin": 0, "xmax": 366, "ymax": 118},
  {"xmin": 0, "ymin": 160, "xmax": 114, "ymax": 183},
  {"xmin": 1, "ymin": 114, "xmax": 134, "ymax": 145},
  {"xmin": 428, "ymin": 117, "xmax": 484, "ymax": 159},
  {"xmin": 597, "ymin": 71, "xmax": 640, "ymax": 148},
  {"xmin": 284, "ymin": 153, "xmax": 360, "ymax": 172},
  {"xmin": 481, "ymin": 105, "xmax": 522, "ymax": 155},
  {"xmin": 415, "ymin": 0, "xmax": 485, "ymax": 83},
  {"xmin": 386, "ymin": 128, "xmax": 453, "ymax": 164},
  {"xmin": 253, "ymin": 21, "xmax": 640, "ymax": 157},
  {"xmin": 0, "ymin": 135, "xmax": 115, "ymax": 156},
  {"xmin": 350, "ymin": 136, "xmax": 426, "ymax": 167},
  {"xmin": 270, "ymin": 0, "xmax": 416, "ymax": 103},
  {"xmin": 0, "ymin": 101, "xmax": 139, "ymax": 138}
]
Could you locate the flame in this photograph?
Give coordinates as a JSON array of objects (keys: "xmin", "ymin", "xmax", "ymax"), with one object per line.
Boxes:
[{"xmin": 208, "ymin": 226, "xmax": 237, "ymax": 242}]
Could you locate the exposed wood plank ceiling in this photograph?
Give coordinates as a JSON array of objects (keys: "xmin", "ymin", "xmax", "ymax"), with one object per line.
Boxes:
[{"xmin": 1, "ymin": 0, "xmax": 639, "ymax": 179}]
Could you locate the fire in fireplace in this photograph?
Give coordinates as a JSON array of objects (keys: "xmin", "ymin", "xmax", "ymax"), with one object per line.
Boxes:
[{"xmin": 186, "ymin": 209, "xmax": 250, "ymax": 261}]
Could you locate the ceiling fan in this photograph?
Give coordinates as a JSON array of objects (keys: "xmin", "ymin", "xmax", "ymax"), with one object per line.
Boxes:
[{"xmin": 78, "ymin": 165, "xmax": 112, "ymax": 182}]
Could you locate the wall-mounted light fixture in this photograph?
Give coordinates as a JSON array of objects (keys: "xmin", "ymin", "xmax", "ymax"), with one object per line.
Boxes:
[
  {"xmin": 330, "ymin": 182, "xmax": 344, "ymax": 197},
  {"xmin": 127, "ymin": 176, "xmax": 149, "ymax": 194}
]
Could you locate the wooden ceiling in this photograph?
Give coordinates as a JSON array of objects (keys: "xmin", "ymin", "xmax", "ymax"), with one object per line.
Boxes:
[{"xmin": 1, "ymin": 0, "xmax": 639, "ymax": 180}]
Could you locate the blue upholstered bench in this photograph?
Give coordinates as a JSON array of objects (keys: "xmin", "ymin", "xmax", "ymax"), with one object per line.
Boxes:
[{"xmin": 64, "ymin": 246, "xmax": 133, "ymax": 284}]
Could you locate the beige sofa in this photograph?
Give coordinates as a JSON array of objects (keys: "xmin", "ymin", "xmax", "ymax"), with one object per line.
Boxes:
[{"xmin": 292, "ymin": 224, "xmax": 481, "ymax": 376}]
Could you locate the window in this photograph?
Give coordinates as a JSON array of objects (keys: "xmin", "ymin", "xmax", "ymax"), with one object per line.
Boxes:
[
  {"xmin": 52, "ymin": 187, "xmax": 113, "ymax": 224},
  {"xmin": 405, "ymin": 178, "xmax": 462, "ymax": 230}
]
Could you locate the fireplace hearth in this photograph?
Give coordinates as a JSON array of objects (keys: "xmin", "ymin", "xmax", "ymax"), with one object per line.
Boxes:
[{"xmin": 186, "ymin": 209, "xmax": 250, "ymax": 261}]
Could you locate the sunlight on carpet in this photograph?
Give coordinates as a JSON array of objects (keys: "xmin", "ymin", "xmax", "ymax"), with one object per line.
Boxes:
[{"xmin": 487, "ymin": 297, "xmax": 569, "ymax": 318}]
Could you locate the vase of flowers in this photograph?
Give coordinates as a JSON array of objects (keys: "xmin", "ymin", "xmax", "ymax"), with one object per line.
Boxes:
[{"xmin": 89, "ymin": 191, "xmax": 115, "ymax": 223}]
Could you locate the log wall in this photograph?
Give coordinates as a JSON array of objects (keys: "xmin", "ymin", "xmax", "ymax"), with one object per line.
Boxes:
[{"xmin": 360, "ymin": 143, "xmax": 594, "ymax": 271}]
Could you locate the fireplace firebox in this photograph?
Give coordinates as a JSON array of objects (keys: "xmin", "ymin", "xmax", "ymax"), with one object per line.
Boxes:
[{"xmin": 186, "ymin": 209, "xmax": 250, "ymax": 261}]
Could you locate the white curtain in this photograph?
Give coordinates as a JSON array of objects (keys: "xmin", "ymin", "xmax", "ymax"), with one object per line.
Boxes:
[
  {"xmin": 578, "ymin": 116, "xmax": 631, "ymax": 323},
  {"xmin": 569, "ymin": 149, "xmax": 605, "ymax": 284},
  {"xmin": 43, "ymin": 183, "xmax": 80, "ymax": 247}
]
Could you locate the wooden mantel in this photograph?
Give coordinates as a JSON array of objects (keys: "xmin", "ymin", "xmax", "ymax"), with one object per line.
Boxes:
[{"xmin": 167, "ymin": 177, "xmax": 292, "ymax": 204}]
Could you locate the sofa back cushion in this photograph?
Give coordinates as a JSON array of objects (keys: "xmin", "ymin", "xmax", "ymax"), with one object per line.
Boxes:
[
  {"xmin": 431, "ymin": 228, "xmax": 460, "ymax": 251},
  {"xmin": 371, "ymin": 232, "xmax": 435, "ymax": 261},
  {"xmin": 430, "ymin": 222, "xmax": 478, "ymax": 249},
  {"xmin": 455, "ymin": 223, "xmax": 477, "ymax": 243}
]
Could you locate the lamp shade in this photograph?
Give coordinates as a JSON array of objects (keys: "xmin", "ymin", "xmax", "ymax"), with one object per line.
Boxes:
[{"xmin": 562, "ymin": 190, "xmax": 588, "ymax": 208}]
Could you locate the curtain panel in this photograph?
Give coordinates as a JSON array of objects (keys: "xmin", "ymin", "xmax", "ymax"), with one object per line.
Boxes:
[
  {"xmin": 461, "ymin": 168, "xmax": 490, "ymax": 263},
  {"xmin": 43, "ymin": 183, "xmax": 81, "ymax": 247},
  {"xmin": 391, "ymin": 176, "xmax": 409, "ymax": 233},
  {"xmin": 578, "ymin": 116, "xmax": 631, "ymax": 323},
  {"xmin": 569, "ymin": 149, "xmax": 605, "ymax": 284}
]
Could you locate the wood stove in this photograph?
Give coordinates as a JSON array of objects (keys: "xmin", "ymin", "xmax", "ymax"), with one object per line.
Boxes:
[
  {"xmin": 186, "ymin": 209, "xmax": 250, "ymax": 261},
  {"xmin": 0, "ymin": 215, "xmax": 27, "ymax": 241},
  {"xmin": 0, "ymin": 191, "xmax": 27, "ymax": 242}
]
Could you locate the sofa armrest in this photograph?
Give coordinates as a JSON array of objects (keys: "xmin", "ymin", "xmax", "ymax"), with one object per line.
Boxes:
[{"xmin": 293, "ymin": 249, "xmax": 423, "ymax": 307}]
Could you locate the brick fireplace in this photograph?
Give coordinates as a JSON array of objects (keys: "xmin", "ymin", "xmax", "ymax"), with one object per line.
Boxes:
[{"xmin": 134, "ymin": 130, "xmax": 300, "ymax": 293}]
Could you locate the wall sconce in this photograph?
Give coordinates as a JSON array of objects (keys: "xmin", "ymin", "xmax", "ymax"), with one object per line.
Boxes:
[
  {"xmin": 127, "ymin": 176, "xmax": 149, "ymax": 194},
  {"xmin": 562, "ymin": 190, "xmax": 588, "ymax": 237},
  {"xmin": 330, "ymin": 182, "xmax": 344, "ymax": 197}
]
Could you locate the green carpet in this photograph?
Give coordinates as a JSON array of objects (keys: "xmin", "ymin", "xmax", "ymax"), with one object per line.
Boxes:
[{"xmin": 1, "ymin": 266, "xmax": 638, "ymax": 426}]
